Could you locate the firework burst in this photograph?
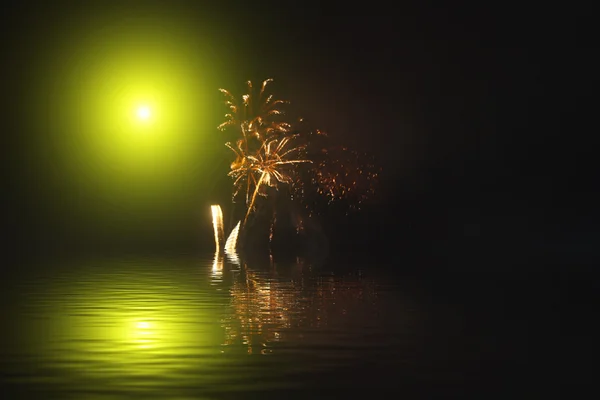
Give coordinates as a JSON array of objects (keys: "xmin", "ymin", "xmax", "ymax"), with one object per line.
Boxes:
[
  {"xmin": 217, "ymin": 79, "xmax": 380, "ymax": 236},
  {"xmin": 226, "ymin": 134, "xmax": 311, "ymax": 224},
  {"xmin": 218, "ymin": 79, "xmax": 292, "ymax": 142},
  {"xmin": 292, "ymin": 130, "xmax": 381, "ymax": 216}
]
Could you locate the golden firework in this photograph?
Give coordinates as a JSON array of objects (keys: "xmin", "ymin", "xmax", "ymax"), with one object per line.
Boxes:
[
  {"xmin": 217, "ymin": 79, "xmax": 380, "ymax": 231},
  {"xmin": 226, "ymin": 134, "xmax": 311, "ymax": 225},
  {"xmin": 218, "ymin": 79, "xmax": 292, "ymax": 141}
]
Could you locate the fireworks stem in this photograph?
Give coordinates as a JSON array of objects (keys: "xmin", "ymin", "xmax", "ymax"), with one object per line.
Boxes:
[{"xmin": 243, "ymin": 171, "xmax": 267, "ymax": 227}]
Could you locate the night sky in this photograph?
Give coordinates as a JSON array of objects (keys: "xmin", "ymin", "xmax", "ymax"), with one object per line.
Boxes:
[{"xmin": 4, "ymin": 2, "xmax": 596, "ymax": 265}]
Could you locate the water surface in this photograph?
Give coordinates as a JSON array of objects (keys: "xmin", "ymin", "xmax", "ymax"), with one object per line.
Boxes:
[{"xmin": 0, "ymin": 251, "xmax": 535, "ymax": 398}]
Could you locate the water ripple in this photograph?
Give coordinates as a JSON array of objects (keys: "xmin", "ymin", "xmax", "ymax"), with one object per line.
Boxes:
[{"xmin": 1, "ymin": 254, "xmax": 419, "ymax": 398}]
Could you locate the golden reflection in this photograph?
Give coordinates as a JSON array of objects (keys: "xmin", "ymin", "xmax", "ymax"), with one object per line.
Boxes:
[
  {"xmin": 212, "ymin": 250, "xmax": 224, "ymax": 281},
  {"xmin": 224, "ymin": 220, "xmax": 241, "ymax": 265},
  {"xmin": 220, "ymin": 258, "xmax": 378, "ymax": 355}
]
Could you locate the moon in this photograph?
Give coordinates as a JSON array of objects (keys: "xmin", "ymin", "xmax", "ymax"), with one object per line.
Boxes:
[{"xmin": 136, "ymin": 105, "xmax": 151, "ymax": 121}]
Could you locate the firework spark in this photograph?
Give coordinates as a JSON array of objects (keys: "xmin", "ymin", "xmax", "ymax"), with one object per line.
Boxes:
[
  {"xmin": 218, "ymin": 79, "xmax": 310, "ymax": 225},
  {"xmin": 217, "ymin": 79, "xmax": 380, "ymax": 233},
  {"xmin": 293, "ymin": 130, "xmax": 381, "ymax": 216},
  {"xmin": 227, "ymin": 134, "xmax": 311, "ymax": 224},
  {"xmin": 225, "ymin": 220, "xmax": 241, "ymax": 265},
  {"xmin": 211, "ymin": 205, "xmax": 225, "ymax": 250},
  {"xmin": 218, "ymin": 79, "xmax": 292, "ymax": 140}
]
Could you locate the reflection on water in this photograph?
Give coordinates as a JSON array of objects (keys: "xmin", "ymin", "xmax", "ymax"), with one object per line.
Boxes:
[
  {"xmin": 219, "ymin": 252, "xmax": 380, "ymax": 357},
  {"xmin": 0, "ymin": 253, "xmax": 426, "ymax": 398}
]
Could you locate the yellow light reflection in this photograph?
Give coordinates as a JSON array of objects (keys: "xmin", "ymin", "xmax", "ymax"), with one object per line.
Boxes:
[
  {"xmin": 212, "ymin": 250, "xmax": 224, "ymax": 282},
  {"xmin": 133, "ymin": 321, "xmax": 155, "ymax": 349},
  {"xmin": 18, "ymin": 259, "xmax": 228, "ymax": 383},
  {"xmin": 136, "ymin": 321, "xmax": 151, "ymax": 330}
]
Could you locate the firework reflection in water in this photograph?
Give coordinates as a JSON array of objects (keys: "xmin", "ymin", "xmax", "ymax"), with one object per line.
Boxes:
[{"xmin": 218, "ymin": 256, "xmax": 379, "ymax": 356}]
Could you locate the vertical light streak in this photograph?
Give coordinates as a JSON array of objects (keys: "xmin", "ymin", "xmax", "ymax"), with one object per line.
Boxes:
[{"xmin": 211, "ymin": 205, "xmax": 224, "ymax": 250}]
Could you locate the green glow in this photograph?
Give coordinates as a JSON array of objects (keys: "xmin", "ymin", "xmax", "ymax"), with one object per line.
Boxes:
[{"xmin": 24, "ymin": 9, "xmax": 231, "ymax": 225}]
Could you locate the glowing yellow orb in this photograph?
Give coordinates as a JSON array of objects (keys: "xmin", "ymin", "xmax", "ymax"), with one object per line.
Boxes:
[{"xmin": 136, "ymin": 105, "xmax": 151, "ymax": 121}]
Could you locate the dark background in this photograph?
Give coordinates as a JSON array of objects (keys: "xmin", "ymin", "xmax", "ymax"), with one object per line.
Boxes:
[
  {"xmin": 1, "ymin": 3, "xmax": 597, "ymax": 395},
  {"xmin": 3, "ymin": 1, "xmax": 597, "ymax": 269}
]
